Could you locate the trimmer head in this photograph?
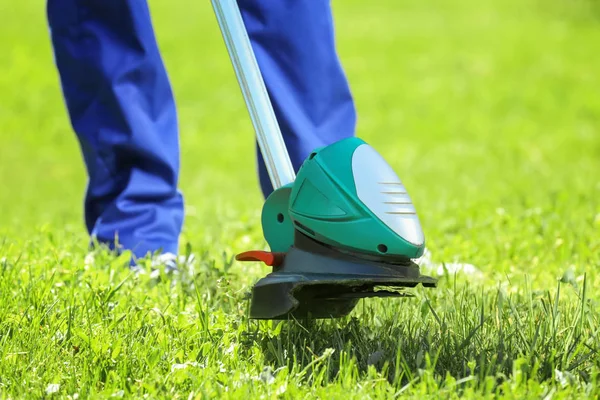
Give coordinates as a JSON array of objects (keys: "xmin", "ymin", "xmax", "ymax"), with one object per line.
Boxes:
[
  {"xmin": 239, "ymin": 231, "xmax": 436, "ymax": 319},
  {"xmin": 236, "ymin": 137, "xmax": 437, "ymax": 320}
]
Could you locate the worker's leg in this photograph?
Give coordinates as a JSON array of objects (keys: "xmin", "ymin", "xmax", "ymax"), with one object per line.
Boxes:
[
  {"xmin": 47, "ymin": 0, "xmax": 183, "ymax": 261},
  {"xmin": 239, "ymin": 0, "xmax": 357, "ymax": 197}
]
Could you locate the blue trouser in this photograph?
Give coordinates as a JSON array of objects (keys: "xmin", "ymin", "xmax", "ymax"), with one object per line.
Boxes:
[{"xmin": 46, "ymin": 0, "xmax": 356, "ymax": 261}]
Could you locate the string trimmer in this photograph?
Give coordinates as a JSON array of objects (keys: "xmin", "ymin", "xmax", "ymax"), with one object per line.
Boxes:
[{"xmin": 211, "ymin": 0, "xmax": 436, "ymax": 319}]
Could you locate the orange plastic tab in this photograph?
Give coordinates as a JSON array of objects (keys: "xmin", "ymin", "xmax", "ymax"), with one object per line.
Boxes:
[{"xmin": 235, "ymin": 250, "xmax": 285, "ymax": 267}]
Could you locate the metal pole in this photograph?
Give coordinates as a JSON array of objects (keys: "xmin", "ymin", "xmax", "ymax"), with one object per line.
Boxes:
[{"xmin": 211, "ymin": 0, "xmax": 296, "ymax": 190}]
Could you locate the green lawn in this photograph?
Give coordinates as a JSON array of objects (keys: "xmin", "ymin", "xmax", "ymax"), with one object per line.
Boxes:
[{"xmin": 1, "ymin": 0, "xmax": 600, "ymax": 398}]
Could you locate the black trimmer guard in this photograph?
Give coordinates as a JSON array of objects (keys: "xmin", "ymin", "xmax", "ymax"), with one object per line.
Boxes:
[{"xmin": 243, "ymin": 233, "xmax": 437, "ymax": 320}]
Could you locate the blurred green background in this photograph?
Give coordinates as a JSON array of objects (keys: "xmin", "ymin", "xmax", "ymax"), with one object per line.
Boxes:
[{"xmin": 1, "ymin": 0, "xmax": 599, "ymax": 285}]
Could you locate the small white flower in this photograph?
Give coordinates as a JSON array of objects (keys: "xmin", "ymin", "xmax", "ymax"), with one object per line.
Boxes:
[
  {"xmin": 276, "ymin": 383, "xmax": 287, "ymax": 395},
  {"xmin": 171, "ymin": 363, "xmax": 187, "ymax": 371},
  {"xmin": 417, "ymin": 249, "xmax": 483, "ymax": 279},
  {"xmin": 45, "ymin": 384, "xmax": 60, "ymax": 395},
  {"xmin": 224, "ymin": 344, "xmax": 235, "ymax": 355},
  {"xmin": 149, "ymin": 269, "xmax": 161, "ymax": 279},
  {"xmin": 171, "ymin": 361, "xmax": 199, "ymax": 372},
  {"xmin": 84, "ymin": 253, "xmax": 95, "ymax": 268}
]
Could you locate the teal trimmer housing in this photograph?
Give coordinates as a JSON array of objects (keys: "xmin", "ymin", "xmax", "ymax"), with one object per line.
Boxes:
[
  {"xmin": 212, "ymin": 0, "xmax": 436, "ymax": 320},
  {"xmin": 262, "ymin": 137, "xmax": 426, "ymax": 259}
]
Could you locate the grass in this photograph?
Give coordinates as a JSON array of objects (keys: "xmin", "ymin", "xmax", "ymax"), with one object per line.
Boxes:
[{"xmin": 1, "ymin": 0, "xmax": 600, "ymax": 398}]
